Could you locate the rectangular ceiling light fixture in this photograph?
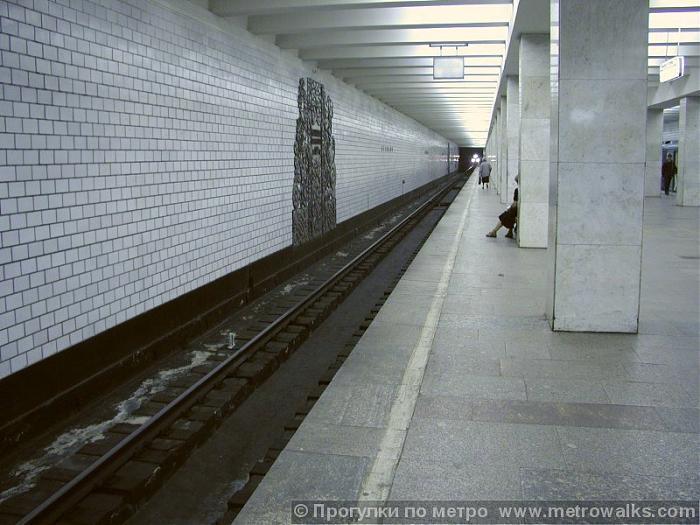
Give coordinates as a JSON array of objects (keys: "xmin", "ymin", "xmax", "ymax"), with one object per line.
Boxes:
[{"xmin": 434, "ymin": 56, "xmax": 464, "ymax": 79}]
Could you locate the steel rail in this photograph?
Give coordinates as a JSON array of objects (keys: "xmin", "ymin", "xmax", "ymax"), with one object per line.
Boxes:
[{"xmin": 19, "ymin": 172, "xmax": 465, "ymax": 524}]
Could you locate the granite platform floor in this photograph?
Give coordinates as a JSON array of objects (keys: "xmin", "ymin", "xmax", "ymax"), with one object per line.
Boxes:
[{"xmin": 235, "ymin": 178, "xmax": 699, "ymax": 524}]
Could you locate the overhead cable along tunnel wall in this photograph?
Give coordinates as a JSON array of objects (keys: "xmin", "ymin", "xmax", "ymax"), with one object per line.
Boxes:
[{"xmin": 0, "ymin": 0, "xmax": 458, "ymax": 378}]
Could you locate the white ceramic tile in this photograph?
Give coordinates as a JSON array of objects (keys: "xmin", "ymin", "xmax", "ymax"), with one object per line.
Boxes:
[{"xmin": 0, "ymin": 0, "xmax": 459, "ymax": 374}]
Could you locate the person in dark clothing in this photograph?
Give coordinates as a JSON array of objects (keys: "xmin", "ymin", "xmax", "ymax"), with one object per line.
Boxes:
[
  {"xmin": 661, "ymin": 154, "xmax": 677, "ymax": 196},
  {"xmin": 486, "ymin": 175, "xmax": 518, "ymax": 239},
  {"xmin": 479, "ymin": 159, "xmax": 492, "ymax": 189}
]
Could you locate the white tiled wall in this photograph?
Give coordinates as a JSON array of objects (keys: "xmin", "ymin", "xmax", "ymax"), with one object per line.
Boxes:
[{"xmin": 0, "ymin": 0, "xmax": 458, "ymax": 378}]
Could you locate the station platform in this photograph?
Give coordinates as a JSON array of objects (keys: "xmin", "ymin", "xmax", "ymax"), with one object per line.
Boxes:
[{"xmin": 235, "ymin": 177, "xmax": 699, "ymax": 524}]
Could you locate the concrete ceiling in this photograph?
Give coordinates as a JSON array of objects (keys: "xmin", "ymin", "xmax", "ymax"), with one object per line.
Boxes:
[{"xmin": 208, "ymin": 0, "xmax": 700, "ymax": 148}]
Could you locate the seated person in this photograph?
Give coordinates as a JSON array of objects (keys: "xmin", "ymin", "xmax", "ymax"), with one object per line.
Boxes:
[{"xmin": 486, "ymin": 175, "xmax": 518, "ymax": 239}]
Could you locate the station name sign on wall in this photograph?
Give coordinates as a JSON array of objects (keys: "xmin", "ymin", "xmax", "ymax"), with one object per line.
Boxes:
[{"xmin": 660, "ymin": 56, "xmax": 685, "ymax": 83}]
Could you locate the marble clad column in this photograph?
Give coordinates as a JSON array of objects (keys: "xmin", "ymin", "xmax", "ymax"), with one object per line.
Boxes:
[
  {"xmin": 487, "ymin": 122, "xmax": 491, "ymax": 171},
  {"xmin": 676, "ymin": 97, "xmax": 700, "ymax": 206},
  {"xmin": 547, "ymin": 0, "xmax": 648, "ymax": 332},
  {"xmin": 518, "ymin": 34, "xmax": 550, "ymax": 248},
  {"xmin": 506, "ymin": 76, "xmax": 520, "ymax": 204},
  {"xmin": 499, "ymin": 95, "xmax": 508, "ymax": 201},
  {"xmin": 644, "ymin": 108, "xmax": 664, "ymax": 197},
  {"xmin": 494, "ymin": 107, "xmax": 501, "ymax": 186}
]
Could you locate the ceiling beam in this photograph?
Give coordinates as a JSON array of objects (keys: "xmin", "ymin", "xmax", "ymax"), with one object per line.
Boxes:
[
  {"xmin": 300, "ymin": 44, "xmax": 505, "ymax": 60},
  {"xmin": 649, "ymin": 31, "xmax": 700, "ymax": 44},
  {"xmin": 318, "ymin": 56, "xmax": 504, "ymax": 68},
  {"xmin": 648, "ymin": 44, "xmax": 700, "ymax": 56},
  {"xmin": 333, "ymin": 67, "xmax": 503, "ymax": 77},
  {"xmin": 649, "ymin": 56, "xmax": 700, "ymax": 66},
  {"xmin": 247, "ymin": 5, "xmax": 512, "ymax": 34},
  {"xmin": 211, "ymin": 0, "xmax": 511, "ymax": 17},
  {"xmin": 347, "ymin": 74, "xmax": 499, "ymax": 83},
  {"xmin": 276, "ymin": 27, "xmax": 508, "ymax": 48},
  {"xmin": 650, "ymin": 0, "xmax": 700, "ymax": 8},
  {"xmin": 354, "ymin": 80, "xmax": 498, "ymax": 88},
  {"xmin": 390, "ymin": 100, "xmax": 495, "ymax": 104},
  {"xmin": 366, "ymin": 88, "xmax": 498, "ymax": 95},
  {"xmin": 397, "ymin": 109, "xmax": 494, "ymax": 113},
  {"xmin": 649, "ymin": 10, "xmax": 700, "ymax": 30},
  {"xmin": 380, "ymin": 98, "xmax": 497, "ymax": 103}
]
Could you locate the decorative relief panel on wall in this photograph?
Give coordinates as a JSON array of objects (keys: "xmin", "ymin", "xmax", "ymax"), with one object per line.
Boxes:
[{"xmin": 293, "ymin": 78, "xmax": 337, "ymax": 246}]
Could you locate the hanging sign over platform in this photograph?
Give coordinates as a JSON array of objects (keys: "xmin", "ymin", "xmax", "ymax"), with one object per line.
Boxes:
[
  {"xmin": 660, "ymin": 56, "xmax": 685, "ymax": 83},
  {"xmin": 433, "ymin": 56, "xmax": 464, "ymax": 79}
]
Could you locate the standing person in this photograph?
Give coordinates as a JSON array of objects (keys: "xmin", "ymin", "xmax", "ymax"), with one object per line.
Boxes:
[
  {"xmin": 661, "ymin": 154, "xmax": 677, "ymax": 196},
  {"xmin": 479, "ymin": 158, "xmax": 492, "ymax": 189},
  {"xmin": 486, "ymin": 175, "xmax": 519, "ymax": 239}
]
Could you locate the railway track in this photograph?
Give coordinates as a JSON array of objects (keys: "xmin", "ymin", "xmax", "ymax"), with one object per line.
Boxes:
[{"xmin": 1, "ymin": 170, "xmax": 470, "ymax": 525}]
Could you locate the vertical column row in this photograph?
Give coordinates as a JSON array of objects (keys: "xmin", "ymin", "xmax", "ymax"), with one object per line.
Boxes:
[
  {"xmin": 499, "ymin": 95, "xmax": 508, "ymax": 201},
  {"xmin": 494, "ymin": 106, "xmax": 501, "ymax": 185},
  {"xmin": 518, "ymin": 34, "xmax": 550, "ymax": 248},
  {"xmin": 506, "ymin": 76, "xmax": 520, "ymax": 205}
]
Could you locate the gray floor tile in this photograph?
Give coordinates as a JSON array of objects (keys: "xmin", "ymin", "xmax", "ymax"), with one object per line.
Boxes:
[
  {"xmin": 440, "ymin": 313, "xmax": 550, "ymax": 332},
  {"xmin": 390, "ymin": 458, "xmax": 522, "ymax": 500},
  {"xmin": 505, "ymin": 341, "xmax": 551, "ymax": 359},
  {"xmin": 402, "ymin": 418, "xmax": 566, "ymax": 469},
  {"xmin": 424, "ymin": 352, "xmax": 501, "ymax": 378},
  {"xmin": 382, "ymin": 293, "xmax": 437, "ymax": 310},
  {"xmin": 502, "ymin": 357, "xmax": 629, "ymax": 380},
  {"xmin": 447, "ymin": 273, "xmax": 510, "ymax": 290},
  {"xmin": 633, "ymin": 335, "xmax": 699, "ymax": 352},
  {"xmin": 639, "ymin": 319, "xmax": 699, "ymax": 337},
  {"xmin": 526, "ymin": 378, "xmax": 611, "ymax": 404},
  {"xmin": 470, "ymin": 399, "xmax": 665, "ymax": 431},
  {"xmin": 654, "ymin": 407, "xmax": 700, "ymax": 433},
  {"xmin": 603, "ymin": 382, "xmax": 699, "ymax": 408},
  {"xmin": 548, "ymin": 345, "xmax": 643, "ymax": 364},
  {"xmin": 372, "ymin": 300, "xmax": 433, "ymax": 327},
  {"xmin": 522, "ymin": 468, "xmax": 700, "ymax": 500},
  {"xmin": 479, "ymin": 329, "xmax": 558, "ymax": 348},
  {"xmin": 430, "ymin": 324, "xmax": 488, "ymax": 355},
  {"xmin": 634, "ymin": 347, "xmax": 700, "ymax": 369},
  {"xmin": 332, "ymin": 346, "xmax": 412, "ymax": 386},
  {"xmin": 624, "ymin": 362, "xmax": 700, "ymax": 388},
  {"xmin": 421, "ymin": 373, "xmax": 527, "ymax": 401},
  {"xmin": 556, "ymin": 426, "xmax": 699, "ymax": 478},
  {"xmin": 305, "ymin": 383, "xmax": 398, "ymax": 428},
  {"xmin": 236, "ymin": 451, "xmax": 369, "ymax": 524},
  {"xmin": 390, "ymin": 279, "xmax": 440, "ymax": 298},
  {"xmin": 287, "ymin": 421, "xmax": 394, "ymax": 458},
  {"xmin": 400, "ymin": 266, "xmax": 445, "ymax": 283},
  {"xmin": 412, "ymin": 394, "xmax": 474, "ymax": 421},
  {"xmin": 357, "ymin": 322, "xmax": 424, "ymax": 351}
]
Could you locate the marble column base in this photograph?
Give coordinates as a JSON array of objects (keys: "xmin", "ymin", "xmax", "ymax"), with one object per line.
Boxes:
[{"xmin": 551, "ymin": 244, "xmax": 641, "ymax": 333}]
